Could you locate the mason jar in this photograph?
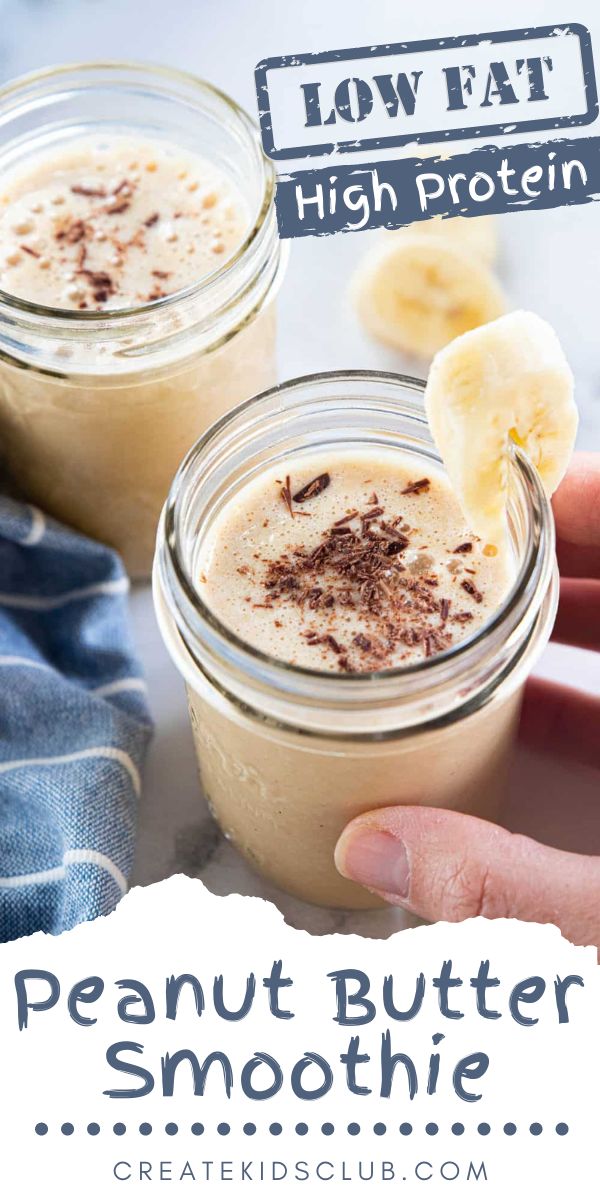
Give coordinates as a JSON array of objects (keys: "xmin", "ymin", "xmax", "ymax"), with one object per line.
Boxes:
[
  {"xmin": 154, "ymin": 371, "xmax": 558, "ymax": 909},
  {"xmin": 0, "ymin": 63, "xmax": 286, "ymax": 578}
]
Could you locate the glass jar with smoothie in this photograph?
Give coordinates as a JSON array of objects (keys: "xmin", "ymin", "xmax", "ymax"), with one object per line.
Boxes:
[
  {"xmin": 0, "ymin": 64, "xmax": 286, "ymax": 577},
  {"xmin": 154, "ymin": 369, "xmax": 559, "ymax": 910}
]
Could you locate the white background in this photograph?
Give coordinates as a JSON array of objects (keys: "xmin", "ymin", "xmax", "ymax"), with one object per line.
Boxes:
[{"xmin": 0, "ymin": 0, "xmax": 598, "ymax": 938}]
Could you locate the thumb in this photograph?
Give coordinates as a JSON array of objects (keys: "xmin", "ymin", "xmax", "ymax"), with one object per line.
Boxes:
[{"xmin": 335, "ymin": 807, "xmax": 600, "ymax": 950}]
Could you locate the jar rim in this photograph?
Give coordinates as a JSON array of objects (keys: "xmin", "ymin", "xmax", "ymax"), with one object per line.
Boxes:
[
  {"xmin": 156, "ymin": 368, "xmax": 556, "ymax": 715},
  {"xmin": 0, "ymin": 60, "xmax": 276, "ymax": 324}
]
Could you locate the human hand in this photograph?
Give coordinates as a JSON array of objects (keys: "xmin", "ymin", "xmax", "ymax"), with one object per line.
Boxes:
[{"xmin": 335, "ymin": 453, "xmax": 600, "ymax": 948}]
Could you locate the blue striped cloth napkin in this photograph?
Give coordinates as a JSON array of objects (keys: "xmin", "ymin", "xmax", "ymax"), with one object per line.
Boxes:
[{"xmin": 0, "ymin": 497, "xmax": 152, "ymax": 942}]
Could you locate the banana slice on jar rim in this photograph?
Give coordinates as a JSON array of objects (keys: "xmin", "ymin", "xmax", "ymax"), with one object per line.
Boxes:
[
  {"xmin": 424, "ymin": 310, "xmax": 578, "ymax": 549},
  {"xmin": 351, "ymin": 231, "xmax": 506, "ymax": 359}
]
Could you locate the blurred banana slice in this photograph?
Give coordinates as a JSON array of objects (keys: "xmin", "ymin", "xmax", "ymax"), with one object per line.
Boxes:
[
  {"xmin": 352, "ymin": 233, "xmax": 506, "ymax": 359},
  {"xmin": 392, "ymin": 143, "xmax": 498, "ymax": 265},
  {"xmin": 424, "ymin": 310, "xmax": 577, "ymax": 546},
  {"xmin": 386, "ymin": 214, "xmax": 497, "ymax": 266}
]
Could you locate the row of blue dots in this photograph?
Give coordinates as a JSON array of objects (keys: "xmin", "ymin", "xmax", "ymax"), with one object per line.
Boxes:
[{"xmin": 35, "ymin": 1121, "xmax": 569, "ymax": 1138}]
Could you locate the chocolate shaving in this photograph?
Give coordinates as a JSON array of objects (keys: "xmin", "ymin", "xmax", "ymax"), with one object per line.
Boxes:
[
  {"xmin": 152, "ymin": 269, "xmax": 171, "ymax": 279},
  {"xmin": 56, "ymin": 219, "xmax": 86, "ymax": 244},
  {"xmin": 20, "ymin": 244, "xmax": 40, "ymax": 258},
  {"xmin": 70, "ymin": 184, "xmax": 107, "ymax": 198},
  {"xmin": 440, "ymin": 598, "xmax": 450, "ymax": 623},
  {"xmin": 452, "ymin": 541, "xmax": 473, "ymax": 554},
  {"xmin": 126, "ymin": 229, "xmax": 145, "ymax": 250},
  {"xmin": 379, "ymin": 520, "xmax": 404, "ymax": 538},
  {"xmin": 292, "ymin": 473, "xmax": 331, "ymax": 503},
  {"xmin": 401, "ymin": 478, "xmax": 430, "ymax": 495},
  {"xmin": 333, "ymin": 510, "xmax": 358, "ymax": 526},
  {"xmin": 302, "ymin": 631, "xmax": 345, "ymax": 655},
  {"xmin": 105, "ymin": 199, "xmax": 131, "ymax": 215},
  {"xmin": 461, "ymin": 579, "xmax": 483, "ymax": 603},
  {"xmin": 384, "ymin": 538, "xmax": 409, "ymax": 556},
  {"xmin": 144, "ymin": 212, "xmax": 160, "ymax": 227},
  {"xmin": 353, "ymin": 633, "xmax": 372, "ymax": 651},
  {"xmin": 78, "ymin": 269, "xmax": 114, "ymax": 289},
  {"xmin": 280, "ymin": 475, "xmax": 294, "ymax": 519},
  {"xmin": 76, "ymin": 267, "xmax": 115, "ymax": 305}
]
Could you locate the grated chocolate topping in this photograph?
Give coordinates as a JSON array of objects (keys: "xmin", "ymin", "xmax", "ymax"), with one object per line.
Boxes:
[{"xmin": 248, "ymin": 479, "xmax": 485, "ymax": 672}]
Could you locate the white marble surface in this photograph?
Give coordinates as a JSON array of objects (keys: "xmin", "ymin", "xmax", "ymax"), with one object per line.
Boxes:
[{"xmin": 1, "ymin": 0, "xmax": 598, "ymax": 936}]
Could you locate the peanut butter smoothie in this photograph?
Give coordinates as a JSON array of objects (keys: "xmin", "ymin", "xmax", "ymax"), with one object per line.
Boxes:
[
  {"xmin": 155, "ymin": 364, "xmax": 564, "ymax": 910},
  {"xmin": 0, "ymin": 65, "xmax": 283, "ymax": 577},
  {"xmin": 199, "ymin": 451, "xmax": 511, "ymax": 672}
]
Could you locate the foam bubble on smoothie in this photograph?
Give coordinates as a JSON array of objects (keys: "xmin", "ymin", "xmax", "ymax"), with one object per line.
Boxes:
[
  {"xmin": 0, "ymin": 134, "xmax": 248, "ymax": 309},
  {"xmin": 199, "ymin": 449, "xmax": 515, "ymax": 673}
]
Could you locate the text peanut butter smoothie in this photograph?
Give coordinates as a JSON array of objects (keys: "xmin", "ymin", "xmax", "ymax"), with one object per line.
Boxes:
[
  {"xmin": 0, "ymin": 65, "xmax": 285, "ymax": 577},
  {"xmin": 155, "ymin": 355, "xmax": 569, "ymax": 909}
]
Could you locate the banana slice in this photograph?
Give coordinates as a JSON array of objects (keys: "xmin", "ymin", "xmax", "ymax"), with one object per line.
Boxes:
[
  {"xmin": 386, "ymin": 215, "xmax": 498, "ymax": 266},
  {"xmin": 424, "ymin": 310, "xmax": 577, "ymax": 545},
  {"xmin": 352, "ymin": 233, "xmax": 506, "ymax": 359}
]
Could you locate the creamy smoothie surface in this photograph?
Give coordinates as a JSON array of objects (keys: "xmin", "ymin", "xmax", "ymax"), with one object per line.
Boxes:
[
  {"xmin": 0, "ymin": 134, "xmax": 248, "ymax": 309},
  {"xmin": 200, "ymin": 449, "xmax": 514, "ymax": 672}
]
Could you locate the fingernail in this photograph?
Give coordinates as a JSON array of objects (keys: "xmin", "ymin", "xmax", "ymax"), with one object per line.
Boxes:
[{"xmin": 335, "ymin": 828, "xmax": 410, "ymax": 899}]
